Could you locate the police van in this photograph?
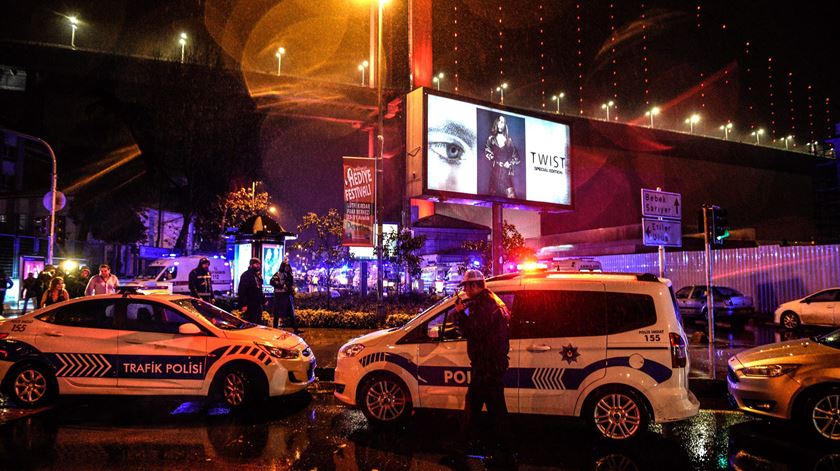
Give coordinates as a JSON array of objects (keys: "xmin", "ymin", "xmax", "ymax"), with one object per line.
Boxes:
[
  {"xmin": 125, "ymin": 256, "xmax": 232, "ymax": 296},
  {"xmin": 334, "ymin": 271, "xmax": 698, "ymax": 440},
  {"xmin": 0, "ymin": 293, "xmax": 315, "ymax": 408}
]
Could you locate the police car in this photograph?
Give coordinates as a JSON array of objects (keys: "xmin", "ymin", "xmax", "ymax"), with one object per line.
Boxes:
[
  {"xmin": 0, "ymin": 292, "xmax": 316, "ymax": 408},
  {"xmin": 334, "ymin": 271, "xmax": 699, "ymax": 440}
]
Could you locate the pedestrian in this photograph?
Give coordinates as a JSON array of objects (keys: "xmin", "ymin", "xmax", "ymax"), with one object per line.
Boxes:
[
  {"xmin": 238, "ymin": 258, "xmax": 266, "ymax": 324},
  {"xmin": 0, "ymin": 269, "xmax": 12, "ymax": 317},
  {"xmin": 67, "ymin": 266, "xmax": 91, "ymax": 298},
  {"xmin": 188, "ymin": 257, "xmax": 214, "ymax": 303},
  {"xmin": 20, "ymin": 273, "xmax": 40, "ymax": 313},
  {"xmin": 41, "ymin": 276, "xmax": 69, "ymax": 307},
  {"xmin": 270, "ymin": 258, "xmax": 300, "ymax": 333},
  {"xmin": 453, "ymin": 269, "xmax": 514, "ymax": 463},
  {"xmin": 36, "ymin": 266, "xmax": 53, "ymax": 305},
  {"xmin": 85, "ymin": 264, "xmax": 120, "ymax": 296}
]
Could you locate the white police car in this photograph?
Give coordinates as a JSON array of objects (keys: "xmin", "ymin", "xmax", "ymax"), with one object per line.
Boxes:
[
  {"xmin": 0, "ymin": 293, "xmax": 315, "ymax": 408},
  {"xmin": 334, "ymin": 272, "xmax": 699, "ymax": 440}
]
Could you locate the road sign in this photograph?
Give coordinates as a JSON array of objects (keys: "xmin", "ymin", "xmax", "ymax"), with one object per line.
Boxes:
[
  {"xmin": 642, "ymin": 218, "xmax": 682, "ymax": 247},
  {"xmin": 641, "ymin": 188, "xmax": 681, "ymax": 219}
]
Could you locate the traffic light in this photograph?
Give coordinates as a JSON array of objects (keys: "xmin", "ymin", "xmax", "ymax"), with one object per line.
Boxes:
[
  {"xmin": 33, "ymin": 216, "xmax": 47, "ymax": 235},
  {"xmin": 711, "ymin": 207, "xmax": 729, "ymax": 245},
  {"xmin": 55, "ymin": 216, "xmax": 66, "ymax": 244}
]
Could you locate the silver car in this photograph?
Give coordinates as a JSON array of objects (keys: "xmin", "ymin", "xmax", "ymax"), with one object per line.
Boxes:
[
  {"xmin": 727, "ymin": 330, "xmax": 840, "ymax": 443},
  {"xmin": 674, "ymin": 285, "xmax": 754, "ymax": 330}
]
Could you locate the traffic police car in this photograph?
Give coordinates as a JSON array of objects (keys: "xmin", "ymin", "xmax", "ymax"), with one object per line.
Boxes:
[
  {"xmin": 0, "ymin": 292, "xmax": 316, "ymax": 408},
  {"xmin": 334, "ymin": 271, "xmax": 699, "ymax": 440}
]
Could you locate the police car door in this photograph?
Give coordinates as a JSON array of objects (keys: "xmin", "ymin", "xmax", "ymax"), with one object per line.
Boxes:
[
  {"xmin": 117, "ymin": 300, "xmax": 208, "ymax": 389},
  {"xmin": 515, "ymin": 281, "xmax": 607, "ymax": 415},
  {"xmin": 34, "ymin": 299, "xmax": 119, "ymax": 388}
]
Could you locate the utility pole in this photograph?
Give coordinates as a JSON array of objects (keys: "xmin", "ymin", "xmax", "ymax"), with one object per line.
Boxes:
[{"xmin": 702, "ymin": 205, "xmax": 716, "ymax": 379}]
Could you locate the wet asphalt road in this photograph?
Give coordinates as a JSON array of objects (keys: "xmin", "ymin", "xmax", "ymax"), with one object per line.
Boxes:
[{"xmin": 1, "ymin": 389, "xmax": 839, "ymax": 471}]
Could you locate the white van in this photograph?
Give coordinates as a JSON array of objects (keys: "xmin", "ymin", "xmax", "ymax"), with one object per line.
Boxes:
[
  {"xmin": 126, "ymin": 256, "xmax": 232, "ymax": 297},
  {"xmin": 334, "ymin": 271, "xmax": 698, "ymax": 440}
]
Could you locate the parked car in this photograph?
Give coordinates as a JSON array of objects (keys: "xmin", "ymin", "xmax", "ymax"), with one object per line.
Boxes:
[
  {"xmin": 674, "ymin": 285, "xmax": 754, "ymax": 330},
  {"xmin": 728, "ymin": 329, "xmax": 840, "ymax": 443},
  {"xmin": 334, "ymin": 271, "xmax": 698, "ymax": 441},
  {"xmin": 774, "ymin": 288, "xmax": 840, "ymax": 330}
]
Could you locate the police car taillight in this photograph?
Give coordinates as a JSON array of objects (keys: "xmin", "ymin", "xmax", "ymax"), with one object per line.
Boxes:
[{"xmin": 669, "ymin": 332, "xmax": 687, "ymax": 368}]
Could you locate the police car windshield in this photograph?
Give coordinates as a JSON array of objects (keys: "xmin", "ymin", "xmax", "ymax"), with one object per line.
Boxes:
[
  {"xmin": 401, "ymin": 296, "xmax": 453, "ymax": 328},
  {"xmin": 173, "ymin": 299, "xmax": 254, "ymax": 330},
  {"xmin": 140, "ymin": 265, "xmax": 164, "ymax": 279}
]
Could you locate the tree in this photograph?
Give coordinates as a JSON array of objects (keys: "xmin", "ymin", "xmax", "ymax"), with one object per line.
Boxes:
[
  {"xmin": 381, "ymin": 229, "xmax": 427, "ymax": 294},
  {"xmin": 296, "ymin": 209, "xmax": 350, "ymax": 297},
  {"xmin": 462, "ymin": 220, "xmax": 535, "ymax": 273},
  {"xmin": 194, "ymin": 185, "xmax": 271, "ymax": 250}
]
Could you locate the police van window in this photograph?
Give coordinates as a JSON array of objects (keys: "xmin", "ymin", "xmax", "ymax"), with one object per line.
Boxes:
[
  {"xmin": 511, "ymin": 290, "xmax": 607, "ymax": 339},
  {"xmin": 37, "ymin": 301, "xmax": 117, "ymax": 329},
  {"xmin": 158, "ymin": 266, "xmax": 177, "ymax": 281},
  {"xmin": 605, "ymin": 292, "xmax": 657, "ymax": 334},
  {"xmin": 124, "ymin": 302, "xmax": 193, "ymax": 334}
]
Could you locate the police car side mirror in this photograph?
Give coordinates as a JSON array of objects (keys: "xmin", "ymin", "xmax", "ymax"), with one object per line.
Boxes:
[
  {"xmin": 178, "ymin": 323, "xmax": 202, "ymax": 335},
  {"xmin": 427, "ymin": 324, "xmax": 440, "ymax": 339}
]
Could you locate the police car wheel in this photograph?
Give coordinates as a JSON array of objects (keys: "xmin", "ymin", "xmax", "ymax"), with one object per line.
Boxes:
[
  {"xmin": 587, "ymin": 388, "xmax": 648, "ymax": 440},
  {"xmin": 359, "ymin": 375, "xmax": 412, "ymax": 424},
  {"xmin": 216, "ymin": 368, "xmax": 264, "ymax": 408},
  {"xmin": 9, "ymin": 364, "xmax": 55, "ymax": 408}
]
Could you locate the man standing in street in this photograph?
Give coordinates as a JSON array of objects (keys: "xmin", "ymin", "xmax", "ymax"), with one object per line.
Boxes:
[
  {"xmin": 67, "ymin": 266, "xmax": 91, "ymax": 298},
  {"xmin": 270, "ymin": 257, "xmax": 300, "ymax": 333},
  {"xmin": 238, "ymin": 258, "xmax": 266, "ymax": 324},
  {"xmin": 85, "ymin": 264, "xmax": 120, "ymax": 296},
  {"xmin": 188, "ymin": 257, "xmax": 214, "ymax": 303},
  {"xmin": 453, "ymin": 269, "xmax": 513, "ymax": 463}
]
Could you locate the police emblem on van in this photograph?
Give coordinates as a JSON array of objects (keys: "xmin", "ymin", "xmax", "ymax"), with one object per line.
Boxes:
[{"xmin": 560, "ymin": 344, "xmax": 580, "ymax": 364}]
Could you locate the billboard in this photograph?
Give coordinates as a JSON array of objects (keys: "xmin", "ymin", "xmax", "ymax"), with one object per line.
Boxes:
[
  {"xmin": 407, "ymin": 89, "xmax": 572, "ymax": 210},
  {"xmin": 342, "ymin": 156, "xmax": 376, "ymax": 246}
]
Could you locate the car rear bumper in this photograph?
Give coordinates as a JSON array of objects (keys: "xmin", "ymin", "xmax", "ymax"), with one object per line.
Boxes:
[{"xmin": 650, "ymin": 385, "xmax": 701, "ymax": 423}]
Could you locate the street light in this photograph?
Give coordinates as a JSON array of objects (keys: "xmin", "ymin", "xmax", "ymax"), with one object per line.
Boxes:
[
  {"xmin": 496, "ymin": 83, "xmax": 508, "ymax": 104},
  {"xmin": 781, "ymin": 135, "xmax": 794, "ymax": 150},
  {"xmin": 751, "ymin": 128, "xmax": 765, "ymax": 145},
  {"xmin": 178, "ymin": 32, "xmax": 188, "ymax": 64},
  {"xmin": 601, "ymin": 100, "xmax": 615, "ymax": 121},
  {"xmin": 67, "ymin": 16, "xmax": 79, "ymax": 49},
  {"xmin": 432, "ymin": 72, "xmax": 444, "ymax": 90},
  {"xmin": 358, "ymin": 60, "xmax": 368, "ymax": 86},
  {"xmin": 684, "ymin": 114, "xmax": 701, "ymax": 134},
  {"xmin": 645, "ymin": 106, "xmax": 660, "ymax": 127},
  {"xmin": 275, "ymin": 47, "xmax": 285, "ymax": 75},
  {"xmin": 551, "ymin": 93, "xmax": 565, "ymax": 114},
  {"xmin": 720, "ymin": 122, "xmax": 733, "ymax": 140}
]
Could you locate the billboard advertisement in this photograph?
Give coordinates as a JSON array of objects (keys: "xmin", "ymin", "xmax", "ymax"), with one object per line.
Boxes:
[
  {"xmin": 342, "ymin": 156, "xmax": 376, "ymax": 246},
  {"xmin": 407, "ymin": 89, "xmax": 572, "ymax": 210}
]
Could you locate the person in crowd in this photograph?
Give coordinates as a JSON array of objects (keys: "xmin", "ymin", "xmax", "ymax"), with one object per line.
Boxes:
[
  {"xmin": 270, "ymin": 258, "xmax": 300, "ymax": 333},
  {"xmin": 188, "ymin": 257, "xmax": 214, "ymax": 303},
  {"xmin": 36, "ymin": 265, "xmax": 54, "ymax": 305},
  {"xmin": 0, "ymin": 269, "xmax": 11, "ymax": 317},
  {"xmin": 85, "ymin": 264, "xmax": 120, "ymax": 296},
  {"xmin": 238, "ymin": 258, "xmax": 266, "ymax": 324},
  {"xmin": 41, "ymin": 276, "xmax": 69, "ymax": 307},
  {"xmin": 20, "ymin": 272, "xmax": 40, "ymax": 313},
  {"xmin": 453, "ymin": 269, "xmax": 514, "ymax": 462},
  {"xmin": 67, "ymin": 266, "xmax": 91, "ymax": 298}
]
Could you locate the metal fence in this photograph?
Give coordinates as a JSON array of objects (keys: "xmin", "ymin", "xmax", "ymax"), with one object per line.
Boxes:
[{"xmin": 595, "ymin": 245, "xmax": 840, "ymax": 313}]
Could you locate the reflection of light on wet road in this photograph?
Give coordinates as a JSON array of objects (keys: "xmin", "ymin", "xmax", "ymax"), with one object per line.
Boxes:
[{"xmin": 667, "ymin": 410, "xmax": 755, "ymax": 469}]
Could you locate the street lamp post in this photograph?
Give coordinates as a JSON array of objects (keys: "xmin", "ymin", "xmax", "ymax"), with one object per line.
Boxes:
[
  {"xmin": 275, "ymin": 47, "xmax": 285, "ymax": 75},
  {"xmin": 375, "ymin": 0, "xmax": 386, "ymax": 307},
  {"xmin": 685, "ymin": 114, "xmax": 701, "ymax": 134},
  {"xmin": 358, "ymin": 60, "xmax": 368, "ymax": 86},
  {"xmin": 68, "ymin": 16, "xmax": 79, "ymax": 49},
  {"xmin": 495, "ymin": 83, "xmax": 508, "ymax": 104},
  {"xmin": 551, "ymin": 93, "xmax": 565, "ymax": 114},
  {"xmin": 781, "ymin": 135, "xmax": 793, "ymax": 150},
  {"xmin": 720, "ymin": 122, "xmax": 733, "ymax": 140},
  {"xmin": 601, "ymin": 100, "xmax": 615, "ymax": 121},
  {"xmin": 432, "ymin": 72, "xmax": 444, "ymax": 91},
  {"xmin": 751, "ymin": 128, "xmax": 765, "ymax": 145},
  {"xmin": 645, "ymin": 106, "xmax": 660, "ymax": 128},
  {"xmin": 178, "ymin": 32, "xmax": 188, "ymax": 64}
]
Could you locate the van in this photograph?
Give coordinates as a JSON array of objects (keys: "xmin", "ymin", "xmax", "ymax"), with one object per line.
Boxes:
[
  {"xmin": 126, "ymin": 256, "xmax": 232, "ymax": 297},
  {"xmin": 333, "ymin": 271, "xmax": 698, "ymax": 440}
]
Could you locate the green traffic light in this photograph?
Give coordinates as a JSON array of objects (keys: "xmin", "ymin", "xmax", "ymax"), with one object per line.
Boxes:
[{"xmin": 716, "ymin": 229, "xmax": 730, "ymax": 241}]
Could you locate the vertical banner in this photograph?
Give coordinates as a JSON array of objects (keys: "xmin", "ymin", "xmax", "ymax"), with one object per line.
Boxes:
[{"xmin": 342, "ymin": 156, "xmax": 376, "ymax": 246}]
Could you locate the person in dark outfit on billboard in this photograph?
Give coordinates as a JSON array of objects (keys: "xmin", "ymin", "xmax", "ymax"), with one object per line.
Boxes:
[
  {"xmin": 453, "ymin": 269, "xmax": 514, "ymax": 463},
  {"xmin": 270, "ymin": 258, "xmax": 300, "ymax": 333},
  {"xmin": 189, "ymin": 257, "xmax": 214, "ymax": 303},
  {"xmin": 484, "ymin": 115, "xmax": 521, "ymax": 199},
  {"xmin": 238, "ymin": 258, "xmax": 266, "ymax": 324}
]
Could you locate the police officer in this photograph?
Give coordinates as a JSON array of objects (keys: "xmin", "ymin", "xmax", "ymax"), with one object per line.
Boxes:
[
  {"xmin": 453, "ymin": 269, "xmax": 513, "ymax": 460},
  {"xmin": 238, "ymin": 258, "xmax": 266, "ymax": 324},
  {"xmin": 188, "ymin": 257, "xmax": 214, "ymax": 303},
  {"xmin": 270, "ymin": 258, "xmax": 300, "ymax": 333}
]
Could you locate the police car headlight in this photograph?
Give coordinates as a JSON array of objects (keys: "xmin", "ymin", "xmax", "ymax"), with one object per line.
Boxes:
[
  {"xmin": 256, "ymin": 342, "xmax": 299, "ymax": 359},
  {"xmin": 740, "ymin": 364, "xmax": 799, "ymax": 378},
  {"xmin": 339, "ymin": 343, "xmax": 365, "ymax": 357}
]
